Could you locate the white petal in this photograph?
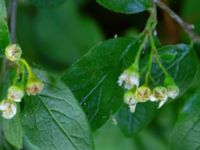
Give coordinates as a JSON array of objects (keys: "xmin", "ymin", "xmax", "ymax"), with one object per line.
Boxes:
[
  {"xmin": 124, "ymin": 83, "xmax": 134, "ymax": 90},
  {"xmin": 0, "ymin": 103, "xmax": 9, "ymax": 111},
  {"xmin": 158, "ymin": 100, "xmax": 167, "ymax": 109},
  {"xmin": 117, "ymin": 74, "xmax": 127, "ymax": 86},
  {"xmin": 130, "ymin": 75, "xmax": 139, "ymax": 87},
  {"xmin": 11, "ymin": 104, "xmax": 17, "ymax": 115},
  {"xmin": 129, "ymin": 104, "xmax": 137, "ymax": 113},
  {"xmin": 1, "ymin": 103, "xmax": 17, "ymax": 119},
  {"xmin": 149, "ymin": 95, "xmax": 158, "ymax": 102},
  {"xmin": 14, "ymin": 98, "xmax": 22, "ymax": 102}
]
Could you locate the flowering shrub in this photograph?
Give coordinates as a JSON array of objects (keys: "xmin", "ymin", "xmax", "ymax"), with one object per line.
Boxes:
[{"xmin": 0, "ymin": 0, "xmax": 200, "ymax": 150}]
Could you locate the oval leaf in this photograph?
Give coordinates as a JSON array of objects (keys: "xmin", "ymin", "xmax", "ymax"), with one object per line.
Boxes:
[
  {"xmin": 115, "ymin": 44, "xmax": 198, "ymax": 136},
  {"xmin": 21, "ymin": 70, "xmax": 94, "ymax": 150},
  {"xmin": 96, "ymin": 0, "xmax": 152, "ymax": 14},
  {"xmin": 170, "ymin": 90, "xmax": 200, "ymax": 150},
  {"xmin": 62, "ymin": 37, "xmax": 140, "ymax": 130}
]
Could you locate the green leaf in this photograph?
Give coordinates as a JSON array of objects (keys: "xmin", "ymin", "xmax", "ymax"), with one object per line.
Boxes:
[
  {"xmin": 0, "ymin": 70, "xmax": 23, "ymax": 149},
  {"xmin": 62, "ymin": 37, "xmax": 140, "ymax": 130},
  {"xmin": 21, "ymin": 70, "xmax": 94, "ymax": 150},
  {"xmin": 96, "ymin": 0, "xmax": 152, "ymax": 14},
  {"xmin": 17, "ymin": 0, "xmax": 103, "ymax": 66},
  {"xmin": 0, "ymin": 0, "xmax": 10, "ymax": 51},
  {"xmin": 170, "ymin": 90, "xmax": 200, "ymax": 150},
  {"xmin": 116, "ymin": 44, "xmax": 198, "ymax": 136},
  {"xmin": 29, "ymin": 0, "xmax": 67, "ymax": 7},
  {"xmin": 115, "ymin": 103, "xmax": 156, "ymax": 136},
  {"xmin": 62, "ymin": 38, "xmax": 198, "ymax": 132},
  {"xmin": 2, "ymin": 106, "xmax": 23, "ymax": 150},
  {"xmin": 0, "ymin": 124, "xmax": 15, "ymax": 150}
]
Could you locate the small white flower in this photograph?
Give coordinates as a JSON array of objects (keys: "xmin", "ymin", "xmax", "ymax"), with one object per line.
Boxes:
[
  {"xmin": 5, "ymin": 44, "xmax": 22, "ymax": 61},
  {"xmin": 135, "ymin": 86, "xmax": 151, "ymax": 103},
  {"xmin": 167, "ymin": 85, "xmax": 179, "ymax": 99},
  {"xmin": 0, "ymin": 100, "xmax": 17, "ymax": 119},
  {"xmin": 8, "ymin": 85, "xmax": 24, "ymax": 102},
  {"xmin": 150, "ymin": 86, "xmax": 168, "ymax": 108},
  {"xmin": 124, "ymin": 89, "xmax": 138, "ymax": 113},
  {"xmin": 118, "ymin": 70, "xmax": 139, "ymax": 89},
  {"xmin": 123, "ymin": 89, "xmax": 137, "ymax": 104},
  {"xmin": 26, "ymin": 77, "xmax": 44, "ymax": 95}
]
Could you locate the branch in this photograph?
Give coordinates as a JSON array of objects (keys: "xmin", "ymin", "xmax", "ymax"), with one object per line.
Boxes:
[
  {"xmin": 154, "ymin": 0, "xmax": 200, "ymax": 43},
  {"xmin": 0, "ymin": 0, "xmax": 18, "ymax": 81},
  {"xmin": 8, "ymin": 0, "xmax": 17, "ymax": 44}
]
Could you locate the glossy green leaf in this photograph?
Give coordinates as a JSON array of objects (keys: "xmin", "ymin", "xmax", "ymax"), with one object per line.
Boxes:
[
  {"xmin": 115, "ymin": 103, "xmax": 156, "ymax": 136},
  {"xmin": 96, "ymin": 0, "xmax": 152, "ymax": 14},
  {"xmin": 29, "ymin": 0, "xmax": 67, "ymax": 7},
  {"xmin": 0, "ymin": 0, "xmax": 10, "ymax": 51},
  {"xmin": 22, "ymin": 70, "xmax": 94, "ymax": 150},
  {"xmin": 62, "ymin": 37, "xmax": 144, "ymax": 130},
  {"xmin": 62, "ymin": 38, "xmax": 198, "ymax": 132},
  {"xmin": 171, "ymin": 90, "xmax": 200, "ymax": 150},
  {"xmin": 0, "ymin": 70, "xmax": 23, "ymax": 149},
  {"xmin": 2, "ymin": 107, "xmax": 23, "ymax": 150},
  {"xmin": 116, "ymin": 44, "xmax": 198, "ymax": 136},
  {"xmin": 0, "ymin": 124, "xmax": 14, "ymax": 150}
]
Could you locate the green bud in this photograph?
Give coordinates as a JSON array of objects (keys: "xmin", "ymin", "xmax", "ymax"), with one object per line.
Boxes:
[
  {"xmin": 164, "ymin": 75, "xmax": 175, "ymax": 86},
  {"xmin": 124, "ymin": 88, "xmax": 136, "ymax": 105},
  {"xmin": 26, "ymin": 75, "xmax": 44, "ymax": 95},
  {"xmin": 167, "ymin": 85, "xmax": 179, "ymax": 99},
  {"xmin": 5, "ymin": 44, "xmax": 22, "ymax": 61},
  {"xmin": 135, "ymin": 86, "xmax": 151, "ymax": 102}
]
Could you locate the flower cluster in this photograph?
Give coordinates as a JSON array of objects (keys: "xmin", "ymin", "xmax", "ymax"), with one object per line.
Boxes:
[
  {"xmin": 118, "ymin": 66, "xmax": 179, "ymax": 113},
  {"xmin": 0, "ymin": 44, "xmax": 44, "ymax": 119}
]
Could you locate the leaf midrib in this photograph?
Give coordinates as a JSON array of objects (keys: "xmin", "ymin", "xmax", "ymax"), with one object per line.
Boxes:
[{"xmin": 38, "ymin": 96, "xmax": 80, "ymax": 150}]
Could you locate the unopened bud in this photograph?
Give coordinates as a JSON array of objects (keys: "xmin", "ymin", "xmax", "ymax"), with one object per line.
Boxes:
[
  {"xmin": 167, "ymin": 85, "xmax": 179, "ymax": 99},
  {"xmin": 124, "ymin": 89, "xmax": 136, "ymax": 105},
  {"xmin": 26, "ymin": 76, "xmax": 44, "ymax": 95},
  {"xmin": 5, "ymin": 44, "xmax": 22, "ymax": 61},
  {"xmin": 135, "ymin": 86, "xmax": 151, "ymax": 102}
]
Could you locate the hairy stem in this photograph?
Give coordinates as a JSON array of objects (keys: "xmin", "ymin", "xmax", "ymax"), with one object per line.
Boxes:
[{"xmin": 154, "ymin": 0, "xmax": 200, "ymax": 43}]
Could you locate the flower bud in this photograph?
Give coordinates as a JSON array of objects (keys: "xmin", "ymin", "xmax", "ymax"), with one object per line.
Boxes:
[
  {"xmin": 118, "ymin": 64, "xmax": 139, "ymax": 89},
  {"xmin": 124, "ymin": 89, "xmax": 137, "ymax": 105},
  {"xmin": 150, "ymin": 86, "xmax": 168, "ymax": 101},
  {"xmin": 7, "ymin": 85, "xmax": 24, "ymax": 102},
  {"xmin": 167, "ymin": 85, "xmax": 179, "ymax": 99},
  {"xmin": 26, "ymin": 76, "xmax": 44, "ymax": 95},
  {"xmin": 135, "ymin": 86, "xmax": 151, "ymax": 102},
  {"xmin": 150, "ymin": 86, "xmax": 168, "ymax": 108},
  {"xmin": 0, "ymin": 100, "xmax": 17, "ymax": 119},
  {"xmin": 5, "ymin": 44, "xmax": 22, "ymax": 61}
]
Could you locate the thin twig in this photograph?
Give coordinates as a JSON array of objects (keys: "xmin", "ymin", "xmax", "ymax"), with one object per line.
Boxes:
[
  {"xmin": 0, "ymin": 0, "xmax": 18, "ymax": 82},
  {"xmin": 9, "ymin": 0, "xmax": 17, "ymax": 44},
  {"xmin": 154, "ymin": 0, "xmax": 200, "ymax": 43}
]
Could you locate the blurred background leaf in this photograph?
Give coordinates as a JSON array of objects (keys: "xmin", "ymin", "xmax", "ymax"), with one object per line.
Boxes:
[{"xmin": 17, "ymin": 0, "xmax": 104, "ymax": 71}]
